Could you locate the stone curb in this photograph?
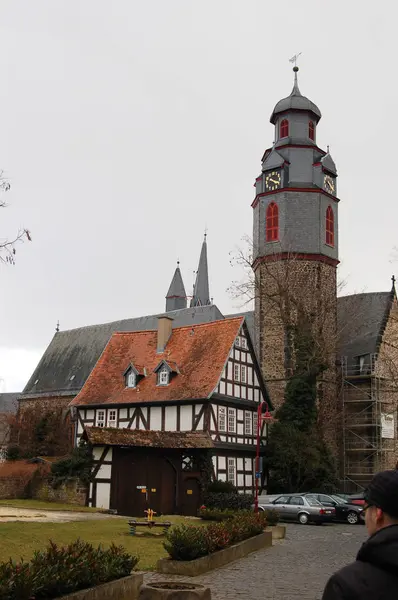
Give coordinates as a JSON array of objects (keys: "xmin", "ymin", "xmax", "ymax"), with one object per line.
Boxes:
[
  {"xmin": 57, "ymin": 573, "xmax": 143, "ymax": 599},
  {"xmin": 157, "ymin": 531, "xmax": 272, "ymax": 576}
]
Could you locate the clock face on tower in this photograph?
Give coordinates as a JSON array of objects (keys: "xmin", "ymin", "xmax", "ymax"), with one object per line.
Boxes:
[
  {"xmin": 324, "ymin": 174, "xmax": 335, "ymax": 195},
  {"xmin": 265, "ymin": 170, "xmax": 282, "ymax": 191}
]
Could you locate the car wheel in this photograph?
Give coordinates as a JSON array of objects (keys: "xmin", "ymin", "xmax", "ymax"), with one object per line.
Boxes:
[
  {"xmin": 298, "ymin": 512, "xmax": 309, "ymax": 525},
  {"xmin": 347, "ymin": 511, "xmax": 359, "ymax": 525}
]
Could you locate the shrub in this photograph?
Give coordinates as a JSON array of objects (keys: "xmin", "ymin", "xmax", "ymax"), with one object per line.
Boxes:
[
  {"xmin": 206, "ymin": 479, "xmax": 237, "ymax": 494},
  {"xmin": 203, "ymin": 491, "xmax": 254, "ymax": 511},
  {"xmin": 51, "ymin": 443, "xmax": 94, "ymax": 487},
  {"xmin": 262, "ymin": 509, "xmax": 279, "ymax": 526},
  {"xmin": 198, "ymin": 507, "xmax": 239, "ymax": 521},
  {"xmin": 0, "ymin": 539, "xmax": 138, "ymax": 600},
  {"xmin": 6, "ymin": 446, "xmax": 20, "ymax": 461},
  {"xmin": 164, "ymin": 512, "xmax": 267, "ymax": 561}
]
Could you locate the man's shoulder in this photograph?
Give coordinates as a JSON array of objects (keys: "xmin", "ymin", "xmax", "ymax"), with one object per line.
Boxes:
[{"xmin": 323, "ymin": 559, "xmax": 395, "ymax": 600}]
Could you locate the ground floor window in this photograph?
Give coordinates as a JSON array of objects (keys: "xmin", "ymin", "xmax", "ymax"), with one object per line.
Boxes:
[{"xmin": 227, "ymin": 457, "xmax": 236, "ymax": 485}]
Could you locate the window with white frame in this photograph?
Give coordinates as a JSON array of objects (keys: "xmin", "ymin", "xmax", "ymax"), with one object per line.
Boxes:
[
  {"xmin": 96, "ymin": 410, "xmax": 105, "ymax": 428},
  {"xmin": 253, "ymin": 411, "xmax": 258, "ymax": 435},
  {"xmin": 235, "ymin": 336, "xmax": 240, "ymax": 347},
  {"xmin": 228, "ymin": 407, "xmax": 236, "ymax": 433},
  {"xmin": 241, "ymin": 337, "xmax": 247, "ymax": 349},
  {"xmin": 218, "ymin": 406, "xmax": 226, "ymax": 432},
  {"xmin": 107, "ymin": 409, "xmax": 117, "ymax": 428},
  {"xmin": 158, "ymin": 367, "xmax": 169, "ymax": 386},
  {"xmin": 234, "ymin": 363, "xmax": 240, "ymax": 382},
  {"xmin": 227, "ymin": 458, "xmax": 236, "ymax": 484},
  {"xmin": 244, "ymin": 411, "xmax": 252, "ymax": 435},
  {"xmin": 126, "ymin": 371, "xmax": 136, "ymax": 388},
  {"xmin": 241, "ymin": 365, "xmax": 247, "ymax": 384}
]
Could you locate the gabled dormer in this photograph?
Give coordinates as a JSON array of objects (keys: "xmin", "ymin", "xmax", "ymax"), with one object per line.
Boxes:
[
  {"xmin": 153, "ymin": 360, "xmax": 180, "ymax": 386},
  {"xmin": 123, "ymin": 364, "xmax": 146, "ymax": 388}
]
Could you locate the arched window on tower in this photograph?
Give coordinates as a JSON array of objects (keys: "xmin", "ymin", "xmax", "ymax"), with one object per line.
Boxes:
[
  {"xmin": 326, "ymin": 205, "xmax": 334, "ymax": 246},
  {"xmin": 266, "ymin": 202, "xmax": 279, "ymax": 242},
  {"xmin": 309, "ymin": 121, "xmax": 315, "ymax": 141},
  {"xmin": 280, "ymin": 119, "xmax": 289, "ymax": 138}
]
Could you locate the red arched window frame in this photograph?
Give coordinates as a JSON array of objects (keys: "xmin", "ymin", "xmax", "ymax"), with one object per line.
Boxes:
[
  {"xmin": 326, "ymin": 205, "xmax": 334, "ymax": 246},
  {"xmin": 266, "ymin": 202, "xmax": 279, "ymax": 242},
  {"xmin": 280, "ymin": 119, "xmax": 289, "ymax": 138},
  {"xmin": 309, "ymin": 121, "xmax": 315, "ymax": 141}
]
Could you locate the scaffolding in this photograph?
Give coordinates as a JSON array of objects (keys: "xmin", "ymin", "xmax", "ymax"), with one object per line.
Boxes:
[{"xmin": 341, "ymin": 354, "xmax": 397, "ymax": 493}]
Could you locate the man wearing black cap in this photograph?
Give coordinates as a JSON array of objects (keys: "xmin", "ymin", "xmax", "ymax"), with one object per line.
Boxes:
[{"xmin": 322, "ymin": 469, "xmax": 398, "ymax": 599}]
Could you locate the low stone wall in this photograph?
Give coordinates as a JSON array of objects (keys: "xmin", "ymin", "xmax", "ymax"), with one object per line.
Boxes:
[
  {"xmin": 58, "ymin": 573, "xmax": 143, "ymax": 600},
  {"xmin": 34, "ymin": 478, "xmax": 87, "ymax": 506},
  {"xmin": 0, "ymin": 460, "xmax": 44, "ymax": 499},
  {"xmin": 157, "ymin": 531, "xmax": 272, "ymax": 576}
]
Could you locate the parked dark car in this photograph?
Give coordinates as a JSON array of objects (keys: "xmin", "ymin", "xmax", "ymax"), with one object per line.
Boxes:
[
  {"xmin": 347, "ymin": 492, "xmax": 365, "ymax": 506},
  {"xmin": 307, "ymin": 493, "xmax": 364, "ymax": 524},
  {"xmin": 257, "ymin": 494, "xmax": 335, "ymax": 525}
]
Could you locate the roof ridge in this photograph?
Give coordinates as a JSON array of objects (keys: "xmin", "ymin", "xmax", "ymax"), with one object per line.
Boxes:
[
  {"xmin": 338, "ymin": 291, "xmax": 390, "ymax": 300},
  {"xmin": 110, "ymin": 316, "xmax": 243, "ymax": 337}
]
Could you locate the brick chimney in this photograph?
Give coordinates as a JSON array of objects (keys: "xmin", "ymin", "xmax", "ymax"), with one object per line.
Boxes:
[{"xmin": 157, "ymin": 316, "xmax": 173, "ymax": 353}]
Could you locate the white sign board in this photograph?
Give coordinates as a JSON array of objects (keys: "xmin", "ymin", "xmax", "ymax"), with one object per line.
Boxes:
[{"xmin": 381, "ymin": 413, "xmax": 395, "ymax": 439}]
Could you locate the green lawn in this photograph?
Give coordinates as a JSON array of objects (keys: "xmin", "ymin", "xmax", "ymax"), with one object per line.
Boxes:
[
  {"xmin": 0, "ymin": 516, "xmax": 203, "ymax": 570},
  {"xmin": 0, "ymin": 499, "xmax": 101, "ymax": 512}
]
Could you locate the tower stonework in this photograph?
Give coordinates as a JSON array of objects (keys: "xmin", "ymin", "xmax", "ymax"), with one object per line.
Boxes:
[{"xmin": 253, "ymin": 68, "xmax": 339, "ymax": 452}]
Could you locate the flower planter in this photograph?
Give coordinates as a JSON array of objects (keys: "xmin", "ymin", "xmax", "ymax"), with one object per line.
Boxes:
[
  {"xmin": 140, "ymin": 582, "xmax": 211, "ymax": 600},
  {"xmin": 57, "ymin": 573, "xmax": 143, "ymax": 600},
  {"xmin": 157, "ymin": 531, "xmax": 272, "ymax": 576},
  {"xmin": 267, "ymin": 524, "xmax": 286, "ymax": 540}
]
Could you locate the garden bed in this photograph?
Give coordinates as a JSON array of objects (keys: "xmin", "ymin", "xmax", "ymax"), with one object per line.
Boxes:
[
  {"xmin": 57, "ymin": 573, "xmax": 143, "ymax": 600},
  {"xmin": 157, "ymin": 531, "xmax": 272, "ymax": 576}
]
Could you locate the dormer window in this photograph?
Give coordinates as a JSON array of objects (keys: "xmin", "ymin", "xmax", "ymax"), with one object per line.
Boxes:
[
  {"xmin": 280, "ymin": 119, "xmax": 289, "ymax": 138},
  {"xmin": 126, "ymin": 371, "xmax": 136, "ymax": 388},
  {"xmin": 309, "ymin": 121, "xmax": 315, "ymax": 141},
  {"xmin": 158, "ymin": 367, "xmax": 169, "ymax": 386}
]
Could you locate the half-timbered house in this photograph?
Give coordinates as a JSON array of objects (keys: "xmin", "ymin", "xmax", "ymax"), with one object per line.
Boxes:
[{"xmin": 69, "ymin": 315, "xmax": 271, "ymax": 516}]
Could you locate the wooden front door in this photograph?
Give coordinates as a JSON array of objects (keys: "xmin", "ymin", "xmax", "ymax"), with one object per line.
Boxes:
[
  {"xmin": 180, "ymin": 476, "xmax": 201, "ymax": 516},
  {"xmin": 111, "ymin": 447, "xmax": 177, "ymax": 517}
]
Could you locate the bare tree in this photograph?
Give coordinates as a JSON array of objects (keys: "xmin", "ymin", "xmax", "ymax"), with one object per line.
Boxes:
[{"xmin": 0, "ymin": 172, "xmax": 31, "ymax": 264}]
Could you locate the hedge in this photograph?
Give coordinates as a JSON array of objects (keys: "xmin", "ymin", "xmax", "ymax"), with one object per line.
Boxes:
[
  {"xmin": 0, "ymin": 539, "xmax": 139, "ymax": 600},
  {"xmin": 203, "ymin": 491, "xmax": 254, "ymax": 511}
]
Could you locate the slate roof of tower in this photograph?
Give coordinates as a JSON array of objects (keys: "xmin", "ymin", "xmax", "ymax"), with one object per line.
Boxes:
[
  {"xmin": 337, "ymin": 291, "xmax": 394, "ymax": 365},
  {"xmin": 0, "ymin": 393, "xmax": 19, "ymax": 414},
  {"xmin": 190, "ymin": 236, "xmax": 210, "ymax": 307},
  {"xmin": 70, "ymin": 317, "xmax": 248, "ymax": 406},
  {"xmin": 262, "ymin": 148, "xmax": 285, "ymax": 172},
  {"xmin": 270, "ymin": 69, "xmax": 321, "ymax": 124},
  {"xmin": 321, "ymin": 152, "xmax": 337, "ymax": 175},
  {"xmin": 166, "ymin": 266, "xmax": 186, "ymax": 299},
  {"xmin": 22, "ymin": 304, "xmax": 223, "ymax": 397}
]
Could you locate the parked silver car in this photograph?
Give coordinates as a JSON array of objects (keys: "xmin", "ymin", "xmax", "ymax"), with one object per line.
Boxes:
[{"xmin": 257, "ymin": 494, "xmax": 335, "ymax": 525}]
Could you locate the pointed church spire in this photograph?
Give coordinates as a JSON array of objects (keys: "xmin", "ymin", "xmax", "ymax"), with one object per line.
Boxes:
[
  {"xmin": 190, "ymin": 233, "xmax": 211, "ymax": 307},
  {"xmin": 291, "ymin": 66, "xmax": 301, "ymax": 96},
  {"xmin": 165, "ymin": 261, "xmax": 187, "ymax": 312}
]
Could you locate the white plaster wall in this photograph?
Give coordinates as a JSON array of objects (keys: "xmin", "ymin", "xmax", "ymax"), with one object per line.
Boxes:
[
  {"xmin": 212, "ymin": 456, "xmax": 217, "ymax": 469},
  {"xmin": 97, "ymin": 463, "xmax": 112, "ymax": 479},
  {"xmin": 86, "ymin": 409, "xmax": 94, "ymax": 420},
  {"xmin": 237, "ymin": 458, "xmax": 243, "ymax": 471},
  {"xmin": 96, "ymin": 482, "xmax": 111, "ymax": 509},
  {"xmin": 254, "ymin": 389, "xmax": 259, "ymax": 402},
  {"xmin": 218, "ymin": 456, "xmax": 226, "ymax": 469},
  {"xmin": 237, "ymin": 423, "xmax": 243, "ymax": 435},
  {"xmin": 77, "ymin": 421, "xmax": 84, "ymax": 434},
  {"xmin": 235, "ymin": 385, "xmax": 241, "ymax": 398},
  {"xmin": 227, "ymin": 383, "xmax": 233, "ymax": 396},
  {"xmin": 93, "ymin": 446, "xmax": 105, "ymax": 461},
  {"xmin": 218, "ymin": 472, "xmax": 226, "ymax": 482},
  {"xmin": 245, "ymin": 475, "xmax": 253, "ymax": 488},
  {"xmin": 180, "ymin": 405, "xmax": 192, "ymax": 431},
  {"xmin": 247, "ymin": 388, "xmax": 253, "ymax": 401},
  {"xmin": 237, "ymin": 410, "xmax": 244, "ymax": 421},
  {"xmin": 165, "ymin": 406, "xmax": 177, "ymax": 430},
  {"xmin": 237, "ymin": 474, "xmax": 244, "ymax": 487},
  {"xmin": 219, "ymin": 381, "xmax": 226, "ymax": 394},
  {"xmin": 151, "ymin": 406, "xmax": 162, "ymax": 431},
  {"xmin": 119, "ymin": 421, "xmax": 128, "ymax": 429},
  {"xmin": 248, "ymin": 367, "xmax": 253, "ymax": 385},
  {"xmin": 120, "ymin": 408, "xmax": 128, "ymax": 419},
  {"xmin": 245, "ymin": 458, "xmax": 252, "ymax": 470}
]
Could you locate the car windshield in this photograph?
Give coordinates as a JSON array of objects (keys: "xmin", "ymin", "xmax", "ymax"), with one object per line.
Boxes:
[
  {"xmin": 331, "ymin": 495, "xmax": 347, "ymax": 505},
  {"xmin": 305, "ymin": 495, "xmax": 322, "ymax": 506}
]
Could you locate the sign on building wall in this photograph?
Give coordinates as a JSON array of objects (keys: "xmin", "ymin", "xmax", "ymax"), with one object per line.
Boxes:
[{"xmin": 381, "ymin": 413, "xmax": 395, "ymax": 439}]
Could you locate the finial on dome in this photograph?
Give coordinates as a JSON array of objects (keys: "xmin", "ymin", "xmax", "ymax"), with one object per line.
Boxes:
[{"xmin": 289, "ymin": 53, "xmax": 302, "ymax": 96}]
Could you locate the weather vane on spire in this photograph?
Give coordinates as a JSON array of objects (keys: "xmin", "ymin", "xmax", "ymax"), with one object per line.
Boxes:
[{"xmin": 289, "ymin": 52, "xmax": 302, "ymax": 68}]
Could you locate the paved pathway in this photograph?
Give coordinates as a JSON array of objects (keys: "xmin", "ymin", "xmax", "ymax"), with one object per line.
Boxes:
[
  {"xmin": 145, "ymin": 523, "xmax": 367, "ymax": 600},
  {"xmin": 0, "ymin": 506, "xmax": 120, "ymax": 522}
]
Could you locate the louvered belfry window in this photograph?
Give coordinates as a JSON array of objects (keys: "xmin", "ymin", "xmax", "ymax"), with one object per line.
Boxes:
[
  {"xmin": 266, "ymin": 202, "xmax": 279, "ymax": 242},
  {"xmin": 326, "ymin": 205, "xmax": 334, "ymax": 246}
]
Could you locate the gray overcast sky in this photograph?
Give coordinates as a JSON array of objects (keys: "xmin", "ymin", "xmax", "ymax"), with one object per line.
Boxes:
[{"xmin": 0, "ymin": 1, "xmax": 395, "ymax": 391}]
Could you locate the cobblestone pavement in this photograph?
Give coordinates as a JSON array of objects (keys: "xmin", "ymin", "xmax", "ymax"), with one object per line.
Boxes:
[{"xmin": 145, "ymin": 523, "xmax": 367, "ymax": 600}]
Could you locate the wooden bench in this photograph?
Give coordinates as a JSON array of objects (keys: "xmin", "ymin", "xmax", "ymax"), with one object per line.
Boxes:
[{"xmin": 127, "ymin": 520, "xmax": 172, "ymax": 536}]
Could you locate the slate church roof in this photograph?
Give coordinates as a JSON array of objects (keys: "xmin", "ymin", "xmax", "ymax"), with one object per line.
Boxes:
[
  {"xmin": 0, "ymin": 393, "xmax": 19, "ymax": 414},
  {"xmin": 337, "ymin": 290, "xmax": 395, "ymax": 365}
]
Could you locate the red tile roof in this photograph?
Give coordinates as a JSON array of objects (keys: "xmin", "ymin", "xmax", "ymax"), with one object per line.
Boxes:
[
  {"xmin": 70, "ymin": 317, "xmax": 243, "ymax": 407},
  {"xmin": 83, "ymin": 427, "xmax": 214, "ymax": 448}
]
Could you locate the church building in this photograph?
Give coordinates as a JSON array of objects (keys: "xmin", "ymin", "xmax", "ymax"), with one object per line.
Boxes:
[{"xmin": 17, "ymin": 67, "xmax": 398, "ymax": 503}]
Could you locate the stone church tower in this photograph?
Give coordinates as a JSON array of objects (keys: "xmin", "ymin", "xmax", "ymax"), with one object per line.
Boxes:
[{"xmin": 253, "ymin": 67, "xmax": 339, "ymax": 448}]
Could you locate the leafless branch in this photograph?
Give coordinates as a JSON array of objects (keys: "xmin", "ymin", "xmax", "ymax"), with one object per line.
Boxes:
[{"xmin": 0, "ymin": 172, "xmax": 31, "ymax": 265}]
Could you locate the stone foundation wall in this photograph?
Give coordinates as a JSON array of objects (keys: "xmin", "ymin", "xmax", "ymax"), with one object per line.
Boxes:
[{"xmin": 34, "ymin": 478, "xmax": 87, "ymax": 506}]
